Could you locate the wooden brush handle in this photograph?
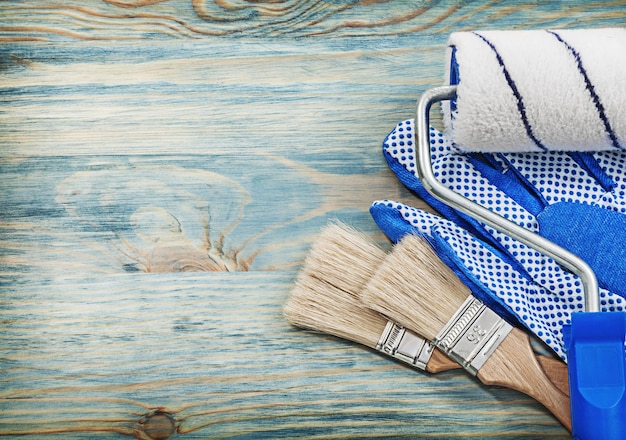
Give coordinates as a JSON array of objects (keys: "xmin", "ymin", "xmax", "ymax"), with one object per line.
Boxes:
[
  {"xmin": 427, "ymin": 347, "xmax": 569, "ymax": 396},
  {"xmin": 537, "ymin": 355, "xmax": 569, "ymax": 396},
  {"xmin": 425, "ymin": 348, "xmax": 460, "ymax": 373},
  {"xmin": 477, "ymin": 328, "xmax": 571, "ymax": 431}
]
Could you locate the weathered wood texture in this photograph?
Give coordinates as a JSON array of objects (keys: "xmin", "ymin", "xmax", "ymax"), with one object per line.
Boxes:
[
  {"xmin": 1, "ymin": 273, "xmax": 570, "ymax": 439},
  {"xmin": 2, "ymin": 1, "xmax": 626, "ymax": 40},
  {"xmin": 1, "ymin": 1, "xmax": 624, "ymax": 438}
]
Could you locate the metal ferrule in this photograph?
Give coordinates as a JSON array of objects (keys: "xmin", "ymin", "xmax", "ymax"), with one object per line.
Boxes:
[
  {"xmin": 376, "ymin": 321, "xmax": 434, "ymax": 370},
  {"xmin": 433, "ymin": 296, "xmax": 512, "ymax": 375}
]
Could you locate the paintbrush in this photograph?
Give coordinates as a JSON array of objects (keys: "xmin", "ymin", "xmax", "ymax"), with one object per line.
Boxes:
[
  {"xmin": 361, "ymin": 233, "xmax": 572, "ymax": 430},
  {"xmin": 285, "ymin": 223, "xmax": 568, "ymax": 386},
  {"xmin": 284, "ymin": 223, "xmax": 457, "ymax": 372}
]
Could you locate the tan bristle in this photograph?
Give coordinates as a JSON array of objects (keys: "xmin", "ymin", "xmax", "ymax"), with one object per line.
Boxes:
[
  {"xmin": 284, "ymin": 222, "xmax": 390, "ymax": 347},
  {"xmin": 284, "ymin": 272, "xmax": 387, "ymax": 348},
  {"xmin": 361, "ymin": 234, "xmax": 471, "ymax": 340},
  {"xmin": 303, "ymin": 222, "xmax": 386, "ymax": 294}
]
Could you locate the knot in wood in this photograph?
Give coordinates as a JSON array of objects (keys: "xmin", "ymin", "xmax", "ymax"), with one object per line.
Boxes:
[{"xmin": 139, "ymin": 410, "xmax": 176, "ymax": 440}]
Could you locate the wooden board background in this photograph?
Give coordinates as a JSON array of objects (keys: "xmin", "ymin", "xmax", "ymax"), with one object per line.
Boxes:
[{"xmin": 1, "ymin": 1, "xmax": 625, "ymax": 438}]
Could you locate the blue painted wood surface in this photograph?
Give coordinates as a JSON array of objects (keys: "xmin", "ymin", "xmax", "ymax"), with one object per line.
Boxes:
[{"xmin": 1, "ymin": 1, "xmax": 624, "ymax": 438}]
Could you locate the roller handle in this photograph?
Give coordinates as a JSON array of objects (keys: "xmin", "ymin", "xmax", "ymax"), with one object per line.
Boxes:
[
  {"xmin": 564, "ymin": 312, "xmax": 626, "ymax": 440},
  {"xmin": 477, "ymin": 328, "xmax": 572, "ymax": 431}
]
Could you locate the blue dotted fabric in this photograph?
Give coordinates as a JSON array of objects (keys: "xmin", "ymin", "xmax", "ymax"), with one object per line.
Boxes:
[
  {"xmin": 373, "ymin": 120, "xmax": 626, "ymax": 360},
  {"xmin": 503, "ymin": 151, "xmax": 626, "ymax": 213}
]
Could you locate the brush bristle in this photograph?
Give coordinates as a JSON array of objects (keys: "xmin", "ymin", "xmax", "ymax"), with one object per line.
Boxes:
[
  {"xmin": 283, "ymin": 222, "xmax": 388, "ymax": 347},
  {"xmin": 284, "ymin": 274, "xmax": 387, "ymax": 348},
  {"xmin": 304, "ymin": 222, "xmax": 386, "ymax": 294},
  {"xmin": 361, "ymin": 234, "xmax": 470, "ymax": 340}
]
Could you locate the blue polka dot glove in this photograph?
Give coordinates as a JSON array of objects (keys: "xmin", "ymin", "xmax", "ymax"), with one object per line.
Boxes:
[
  {"xmin": 370, "ymin": 199, "xmax": 626, "ymax": 361},
  {"xmin": 383, "ymin": 119, "xmax": 626, "ymax": 299}
]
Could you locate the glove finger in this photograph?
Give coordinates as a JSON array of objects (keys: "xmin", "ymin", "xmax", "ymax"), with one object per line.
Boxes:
[
  {"xmin": 428, "ymin": 151, "xmax": 585, "ymax": 293},
  {"xmin": 384, "ymin": 120, "xmax": 540, "ymax": 229},
  {"xmin": 500, "ymin": 151, "xmax": 608, "ymax": 206},
  {"xmin": 369, "ymin": 199, "xmax": 437, "ymax": 243},
  {"xmin": 384, "ymin": 121, "xmax": 537, "ymax": 246},
  {"xmin": 592, "ymin": 151, "xmax": 626, "ymax": 213},
  {"xmin": 383, "ymin": 121, "xmax": 481, "ymax": 230}
]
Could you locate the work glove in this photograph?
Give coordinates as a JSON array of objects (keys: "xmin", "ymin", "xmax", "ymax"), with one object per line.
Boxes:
[
  {"xmin": 383, "ymin": 119, "xmax": 626, "ymax": 298},
  {"xmin": 370, "ymin": 199, "xmax": 626, "ymax": 361}
]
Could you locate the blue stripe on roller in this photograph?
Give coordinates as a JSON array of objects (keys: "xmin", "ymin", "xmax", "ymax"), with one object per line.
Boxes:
[
  {"xmin": 449, "ymin": 45, "xmax": 459, "ymax": 115},
  {"xmin": 548, "ymin": 30, "xmax": 624, "ymax": 151},
  {"xmin": 472, "ymin": 32, "xmax": 547, "ymax": 152}
]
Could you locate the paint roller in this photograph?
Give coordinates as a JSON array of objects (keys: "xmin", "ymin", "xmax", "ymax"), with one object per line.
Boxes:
[{"xmin": 414, "ymin": 28, "xmax": 626, "ymax": 439}]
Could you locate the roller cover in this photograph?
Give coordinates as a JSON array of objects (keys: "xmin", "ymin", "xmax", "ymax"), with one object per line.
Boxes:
[{"xmin": 442, "ymin": 28, "xmax": 626, "ymax": 152}]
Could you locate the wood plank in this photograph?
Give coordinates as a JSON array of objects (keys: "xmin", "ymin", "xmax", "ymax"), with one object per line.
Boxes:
[
  {"xmin": 0, "ymin": 152, "xmax": 406, "ymax": 275},
  {"xmin": 0, "ymin": 38, "xmax": 443, "ymax": 158},
  {"xmin": 1, "ymin": 38, "xmax": 436, "ymax": 276},
  {"xmin": 1, "ymin": 272, "xmax": 569, "ymax": 438},
  {"xmin": 1, "ymin": 0, "xmax": 625, "ymax": 40},
  {"xmin": 1, "ymin": 1, "xmax": 622, "ymax": 438}
]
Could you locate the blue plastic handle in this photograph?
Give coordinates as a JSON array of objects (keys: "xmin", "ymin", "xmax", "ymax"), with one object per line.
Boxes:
[{"xmin": 563, "ymin": 312, "xmax": 626, "ymax": 439}]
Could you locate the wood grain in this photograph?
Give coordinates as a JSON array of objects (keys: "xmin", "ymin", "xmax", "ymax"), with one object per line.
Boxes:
[
  {"xmin": 0, "ymin": 1, "xmax": 621, "ymax": 438},
  {"xmin": 1, "ymin": 1, "xmax": 625, "ymax": 40},
  {"xmin": 1, "ymin": 273, "xmax": 570, "ymax": 438},
  {"xmin": 424, "ymin": 351, "xmax": 569, "ymax": 395},
  {"xmin": 0, "ymin": 38, "xmax": 434, "ymax": 278}
]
